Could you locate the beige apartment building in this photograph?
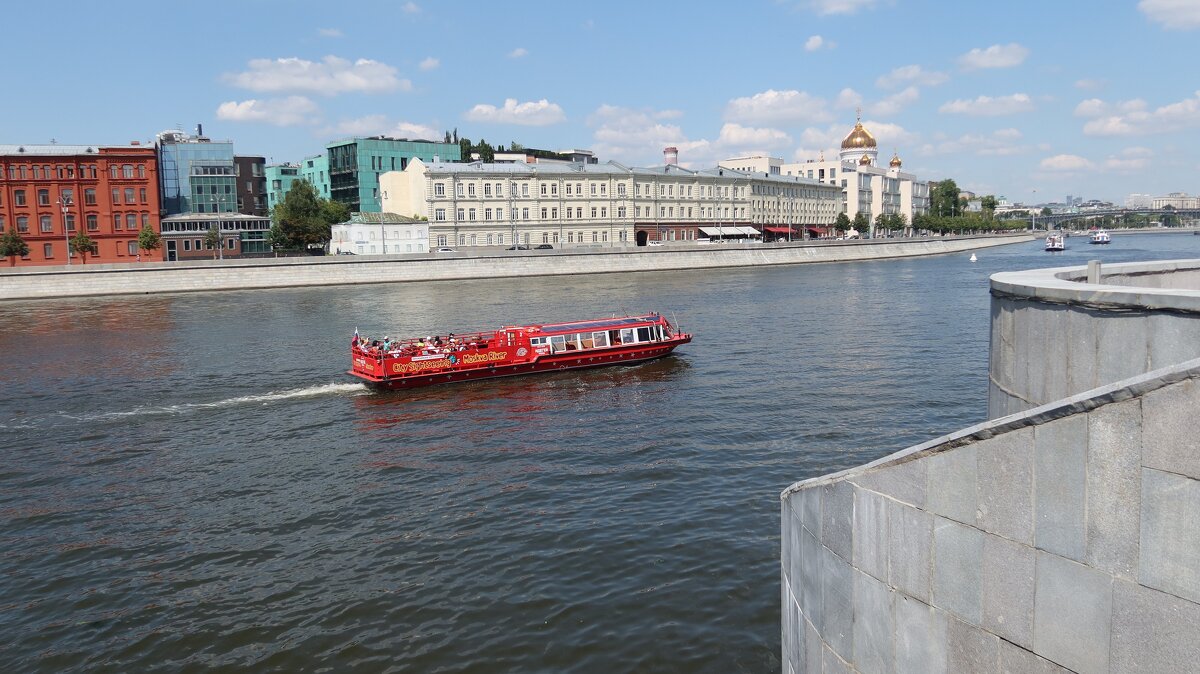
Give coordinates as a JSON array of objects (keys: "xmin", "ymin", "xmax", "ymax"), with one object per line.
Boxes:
[{"xmin": 380, "ymin": 158, "xmax": 839, "ymax": 249}]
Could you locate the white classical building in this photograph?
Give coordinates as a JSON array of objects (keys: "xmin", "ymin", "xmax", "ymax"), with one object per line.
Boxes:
[
  {"xmin": 724, "ymin": 115, "xmax": 931, "ymax": 228},
  {"xmin": 380, "ymin": 158, "xmax": 839, "ymax": 248},
  {"xmin": 1152, "ymin": 192, "xmax": 1200, "ymax": 210},
  {"xmin": 329, "ymin": 211, "xmax": 428, "ymax": 255}
]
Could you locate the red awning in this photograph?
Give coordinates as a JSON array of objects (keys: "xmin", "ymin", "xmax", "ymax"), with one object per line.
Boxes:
[
  {"xmin": 763, "ymin": 226, "xmax": 795, "ymax": 234},
  {"xmin": 806, "ymin": 226, "xmax": 829, "ymax": 234}
]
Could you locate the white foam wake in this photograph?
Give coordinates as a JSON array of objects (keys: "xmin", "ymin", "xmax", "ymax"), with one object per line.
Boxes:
[{"xmin": 55, "ymin": 382, "xmax": 369, "ymax": 422}]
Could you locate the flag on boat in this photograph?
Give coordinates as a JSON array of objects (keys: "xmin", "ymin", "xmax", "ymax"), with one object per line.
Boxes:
[{"xmin": 353, "ymin": 326, "xmax": 360, "ymax": 345}]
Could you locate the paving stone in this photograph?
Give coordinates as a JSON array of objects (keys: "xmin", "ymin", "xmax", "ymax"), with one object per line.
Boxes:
[
  {"xmin": 852, "ymin": 570, "xmax": 893, "ymax": 674},
  {"xmin": 976, "ymin": 427, "xmax": 1034, "ymax": 544},
  {"xmin": 1139, "ymin": 468, "xmax": 1200, "ymax": 603},
  {"xmin": 887, "ymin": 500, "xmax": 933, "ymax": 603},
  {"xmin": 981, "ymin": 533, "xmax": 1035, "ymax": 649},
  {"xmin": 932, "ymin": 518, "xmax": 983, "ymax": 625},
  {"xmin": 946, "ymin": 615, "xmax": 999, "ymax": 672},
  {"xmin": 1033, "ymin": 551, "xmax": 1113, "ymax": 674},
  {"xmin": 821, "ymin": 481, "xmax": 854, "ymax": 562},
  {"xmin": 821, "ymin": 543, "xmax": 855, "ymax": 662},
  {"xmin": 1110, "ymin": 579, "xmax": 1200, "ymax": 674},
  {"xmin": 1141, "ymin": 378, "xmax": 1200, "ymax": 481},
  {"xmin": 1034, "ymin": 415, "xmax": 1088, "ymax": 561},
  {"xmin": 893, "ymin": 595, "xmax": 946, "ymax": 674},
  {"xmin": 926, "ymin": 445, "xmax": 978, "ymax": 526},
  {"xmin": 853, "ymin": 487, "xmax": 889, "ymax": 582},
  {"xmin": 997, "ymin": 640, "xmax": 1070, "ymax": 674},
  {"xmin": 1086, "ymin": 399, "xmax": 1142, "ymax": 579}
]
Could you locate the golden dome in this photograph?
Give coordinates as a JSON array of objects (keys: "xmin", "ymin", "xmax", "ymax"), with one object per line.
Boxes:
[
  {"xmin": 889, "ymin": 153, "xmax": 902, "ymax": 168},
  {"xmin": 841, "ymin": 110, "xmax": 877, "ymax": 150},
  {"xmin": 859, "ymin": 154, "xmax": 872, "ymax": 165}
]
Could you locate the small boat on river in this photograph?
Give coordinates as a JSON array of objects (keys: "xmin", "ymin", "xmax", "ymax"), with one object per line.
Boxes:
[
  {"xmin": 349, "ymin": 313, "xmax": 692, "ymax": 390},
  {"xmin": 1090, "ymin": 229, "xmax": 1111, "ymax": 245},
  {"xmin": 1045, "ymin": 233, "xmax": 1065, "ymax": 251}
]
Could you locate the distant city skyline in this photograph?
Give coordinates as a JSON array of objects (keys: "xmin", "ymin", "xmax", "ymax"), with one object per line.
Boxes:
[{"xmin": 5, "ymin": 0, "xmax": 1199, "ymax": 204}]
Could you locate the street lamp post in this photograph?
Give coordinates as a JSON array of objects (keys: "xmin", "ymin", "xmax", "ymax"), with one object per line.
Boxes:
[
  {"xmin": 59, "ymin": 197, "xmax": 72, "ymax": 266},
  {"xmin": 216, "ymin": 195, "xmax": 226, "ymax": 261}
]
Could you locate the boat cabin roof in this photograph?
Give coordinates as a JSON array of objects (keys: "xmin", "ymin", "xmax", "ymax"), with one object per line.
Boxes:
[{"xmin": 517, "ymin": 315, "xmax": 663, "ymax": 335}]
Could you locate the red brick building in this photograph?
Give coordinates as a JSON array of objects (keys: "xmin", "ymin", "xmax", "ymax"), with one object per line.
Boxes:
[{"xmin": 0, "ymin": 144, "xmax": 162, "ymax": 265}]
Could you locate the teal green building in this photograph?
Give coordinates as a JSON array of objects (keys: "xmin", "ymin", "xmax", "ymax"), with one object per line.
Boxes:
[
  {"xmin": 327, "ymin": 136, "xmax": 461, "ymax": 212},
  {"xmin": 265, "ymin": 163, "xmax": 300, "ymax": 213},
  {"xmin": 300, "ymin": 154, "xmax": 331, "ymax": 201}
]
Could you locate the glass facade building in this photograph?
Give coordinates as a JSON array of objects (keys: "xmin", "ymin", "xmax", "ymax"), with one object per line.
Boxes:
[
  {"xmin": 326, "ymin": 137, "xmax": 460, "ymax": 212},
  {"xmin": 300, "ymin": 154, "xmax": 331, "ymax": 200},
  {"xmin": 156, "ymin": 130, "xmax": 236, "ymax": 215},
  {"xmin": 266, "ymin": 163, "xmax": 300, "ymax": 213}
]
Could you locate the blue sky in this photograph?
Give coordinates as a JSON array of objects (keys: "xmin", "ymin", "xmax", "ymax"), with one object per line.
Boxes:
[{"xmin": 4, "ymin": 0, "xmax": 1198, "ymax": 204}]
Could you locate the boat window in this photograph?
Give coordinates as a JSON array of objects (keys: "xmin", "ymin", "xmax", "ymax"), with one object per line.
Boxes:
[
  {"xmin": 620, "ymin": 328, "xmax": 636, "ymax": 344},
  {"xmin": 565, "ymin": 333, "xmax": 582, "ymax": 350},
  {"xmin": 550, "ymin": 335, "xmax": 567, "ymax": 352},
  {"xmin": 609, "ymin": 330, "xmax": 621, "ymax": 344},
  {"xmin": 530, "ymin": 337, "xmax": 547, "ymax": 346},
  {"xmin": 580, "ymin": 333, "xmax": 595, "ymax": 349},
  {"xmin": 637, "ymin": 327, "xmax": 652, "ymax": 342},
  {"xmin": 591, "ymin": 331, "xmax": 609, "ymax": 348}
]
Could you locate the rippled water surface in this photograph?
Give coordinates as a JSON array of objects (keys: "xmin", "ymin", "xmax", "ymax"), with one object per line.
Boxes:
[{"xmin": 3, "ymin": 234, "xmax": 1198, "ymax": 673}]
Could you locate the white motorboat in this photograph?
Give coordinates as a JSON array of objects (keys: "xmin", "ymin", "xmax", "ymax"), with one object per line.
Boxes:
[
  {"xmin": 1045, "ymin": 233, "xmax": 1065, "ymax": 251},
  {"xmin": 1089, "ymin": 229, "xmax": 1111, "ymax": 245}
]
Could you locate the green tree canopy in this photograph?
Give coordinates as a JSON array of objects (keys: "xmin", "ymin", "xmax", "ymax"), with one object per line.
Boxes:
[
  {"xmin": 0, "ymin": 229, "xmax": 30, "ymax": 266},
  {"xmin": 272, "ymin": 179, "xmax": 342, "ymax": 249},
  {"xmin": 930, "ymin": 179, "xmax": 961, "ymax": 217},
  {"xmin": 204, "ymin": 225, "xmax": 221, "ymax": 259},
  {"xmin": 137, "ymin": 224, "xmax": 161, "ymax": 258},
  {"xmin": 68, "ymin": 229, "xmax": 98, "ymax": 264},
  {"xmin": 834, "ymin": 212, "xmax": 851, "ymax": 231},
  {"xmin": 980, "ymin": 195, "xmax": 998, "ymax": 219}
]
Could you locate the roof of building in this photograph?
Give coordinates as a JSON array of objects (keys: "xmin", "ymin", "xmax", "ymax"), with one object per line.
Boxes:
[
  {"xmin": 162, "ymin": 213, "xmax": 271, "ymax": 222},
  {"xmin": 0, "ymin": 144, "xmax": 150, "ymax": 156},
  {"xmin": 414, "ymin": 159, "xmax": 834, "ymax": 188},
  {"xmin": 344, "ymin": 212, "xmax": 424, "ymax": 224}
]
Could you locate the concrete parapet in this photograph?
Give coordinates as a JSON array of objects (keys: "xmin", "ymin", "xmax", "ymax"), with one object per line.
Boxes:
[
  {"xmin": 0, "ymin": 235, "xmax": 1029, "ymax": 301},
  {"xmin": 782, "ymin": 357, "xmax": 1200, "ymax": 674}
]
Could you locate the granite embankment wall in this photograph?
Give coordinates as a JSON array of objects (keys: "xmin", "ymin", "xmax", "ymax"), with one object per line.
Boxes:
[
  {"xmin": 0, "ymin": 235, "xmax": 1028, "ymax": 301},
  {"xmin": 781, "ymin": 259, "xmax": 1200, "ymax": 673}
]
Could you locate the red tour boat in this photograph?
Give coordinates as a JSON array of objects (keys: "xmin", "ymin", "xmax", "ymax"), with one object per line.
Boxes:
[{"xmin": 349, "ymin": 313, "xmax": 692, "ymax": 390}]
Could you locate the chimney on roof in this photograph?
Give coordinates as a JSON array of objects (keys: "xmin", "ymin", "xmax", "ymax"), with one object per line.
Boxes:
[{"xmin": 664, "ymin": 146, "xmax": 678, "ymax": 165}]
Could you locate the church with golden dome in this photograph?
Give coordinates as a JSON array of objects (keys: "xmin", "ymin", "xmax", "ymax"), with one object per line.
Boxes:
[{"xmin": 718, "ymin": 113, "xmax": 930, "ymax": 235}]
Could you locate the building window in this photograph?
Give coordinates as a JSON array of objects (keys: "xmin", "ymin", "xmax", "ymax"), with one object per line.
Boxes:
[
  {"xmin": 14, "ymin": 190, "xmax": 25, "ymax": 206},
  {"xmin": 183, "ymin": 240, "xmax": 191, "ymax": 251},
  {"xmin": 551, "ymin": 208, "xmax": 558, "ymax": 219},
  {"xmin": 110, "ymin": 165, "xmax": 119, "ymax": 179},
  {"xmin": 112, "ymin": 188, "xmax": 121, "ymax": 204},
  {"xmin": 566, "ymin": 183, "xmax": 573, "ymax": 196},
  {"xmin": 568, "ymin": 231, "xmax": 574, "ymax": 243},
  {"xmin": 591, "ymin": 207, "xmax": 597, "ymax": 218},
  {"xmin": 0, "ymin": 216, "xmax": 4, "ymax": 231},
  {"xmin": 435, "ymin": 183, "xmax": 445, "ymax": 196},
  {"xmin": 522, "ymin": 207, "xmax": 529, "ymax": 220},
  {"xmin": 85, "ymin": 189, "xmax": 96, "ymax": 205},
  {"xmin": 522, "ymin": 184, "xmax": 529, "ymax": 197},
  {"xmin": 618, "ymin": 206, "xmax": 626, "ymax": 218},
  {"xmin": 456, "ymin": 183, "xmax": 463, "ymax": 197},
  {"xmin": 142, "ymin": 214, "xmax": 149, "ymax": 227},
  {"xmin": 127, "ymin": 214, "xmax": 137, "ymax": 229},
  {"xmin": 138, "ymin": 165, "xmax": 146, "ymax": 178},
  {"xmin": 468, "ymin": 184, "xmax": 476, "ymax": 197},
  {"xmin": 122, "ymin": 165, "xmax": 134, "ymax": 178},
  {"xmin": 540, "ymin": 208, "xmax": 547, "ymax": 219},
  {"xmin": 484, "ymin": 183, "xmax": 492, "ymax": 197},
  {"xmin": 484, "ymin": 208, "xmax": 492, "ymax": 221},
  {"xmin": 590, "ymin": 183, "xmax": 597, "ymax": 196},
  {"xmin": 87, "ymin": 215, "xmax": 98, "ymax": 231},
  {"xmin": 618, "ymin": 184, "xmax": 626, "ymax": 197},
  {"xmin": 17, "ymin": 216, "xmax": 28, "ymax": 233},
  {"xmin": 128, "ymin": 241, "xmax": 138, "ymax": 255},
  {"xmin": 40, "ymin": 215, "xmax": 53, "ymax": 233},
  {"xmin": 435, "ymin": 208, "xmax": 446, "ymax": 221},
  {"xmin": 44, "ymin": 243, "xmax": 54, "ymax": 258},
  {"xmin": 125, "ymin": 188, "xmax": 135, "ymax": 204},
  {"xmin": 38, "ymin": 189, "xmax": 50, "ymax": 206},
  {"xmin": 540, "ymin": 184, "xmax": 547, "ymax": 196},
  {"xmin": 65, "ymin": 215, "xmax": 75, "ymax": 232},
  {"xmin": 60, "ymin": 189, "xmax": 73, "ymax": 206},
  {"xmin": 457, "ymin": 208, "xmax": 464, "ymax": 220},
  {"xmin": 114, "ymin": 214, "xmax": 122, "ymax": 229},
  {"xmin": 551, "ymin": 184, "xmax": 558, "ymax": 196},
  {"xmin": 468, "ymin": 208, "xmax": 476, "ymax": 221},
  {"xmin": 140, "ymin": 188, "xmax": 147, "ymax": 203},
  {"xmin": 565, "ymin": 208, "xmax": 572, "ymax": 219}
]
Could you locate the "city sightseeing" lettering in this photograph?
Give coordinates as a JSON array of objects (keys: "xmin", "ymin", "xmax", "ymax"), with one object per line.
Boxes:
[{"xmin": 391, "ymin": 350, "xmax": 508, "ymax": 374}]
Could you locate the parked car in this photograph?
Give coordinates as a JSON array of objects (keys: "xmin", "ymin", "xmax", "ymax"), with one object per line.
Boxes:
[
  {"xmin": 505, "ymin": 245, "xmax": 530, "ymax": 250},
  {"xmin": 336, "ymin": 250, "xmax": 356, "ymax": 255},
  {"xmin": 535, "ymin": 244, "xmax": 554, "ymax": 249},
  {"xmin": 435, "ymin": 247, "xmax": 457, "ymax": 253},
  {"xmin": 647, "ymin": 241, "xmax": 664, "ymax": 247}
]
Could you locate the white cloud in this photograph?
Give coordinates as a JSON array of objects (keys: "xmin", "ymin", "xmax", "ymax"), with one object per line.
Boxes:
[
  {"xmin": 1075, "ymin": 78, "xmax": 1105, "ymax": 90},
  {"xmin": 222, "ymin": 56, "xmax": 409, "ymax": 95},
  {"xmin": 875, "ymin": 65, "xmax": 948, "ymax": 90},
  {"xmin": 587, "ymin": 105, "xmax": 712, "ymax": 166},
  {"xmin": 917, "ymin": 128, "xmax": 1032, "ymax": 157},
  {"xmin": 419, "ymin": 57, "xmax": 439, "ymax": 71},
  {"xmin": 1040, "ymin": 154, "xmax": 1094, "ymax": 171},
  {"xmin": 1080, "ymin": 91, "xmax": 1200, "ymax": 136},
  {"xmin": 1104, "ymin": 147, "xmax": 1154, "ymax": 172},
  {"xmin": 835, "ymin": 88, "xmax": 863, "ymax": 110},
  {"xmin": 216, "ymin": 96, "xmax": 320, "ymax": 126},
  {"xmin": 317, "ymin": 28, "xmax": 343, "ymax": 38},
  {"xmin": 464, "ymin": 98, "xmax": 566, "ymax": 126},
  {"xmin": 958, "ymin": 43, "xmax": 1030, "ymax": 70},
  {"xmin": 805, "ymin": 0, "xmax": 884, "ymax": 15},
  {"xmin": 871, "ymin": 86, "xmax": 919, "ymax": 116},
  {"xmin": 804, "ymin": 35, "xmax": 835, "ymax": 51},
  {"xmin": 724, "ymin": 89, "xmax": 833, "ymax": 125},
  {"xmin": 508, "ymin": 47, "xmax": 528, "ymax": 58},
  {"xmin": 939, "ymin": 93, "xmax": 1035, "ymax": 116},
  {"xmin": 1139, "ymin": 0, "xmax": 1200, "ymax": 29},
  {"xmin": 402, "ymin": 2, "xmax": 421, "ymax": 14},
  {"xmin": 717, "ymin": 123, "xmax": 792, "ymax": 149},
  {"xmin": 319, "ymin": 114, "xmax": 441, "ymax": 141}
]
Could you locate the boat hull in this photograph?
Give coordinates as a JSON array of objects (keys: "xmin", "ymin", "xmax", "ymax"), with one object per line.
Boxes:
[{"xmin": 352, "ymin": 340, "xmax": 688, "ymax": 391}]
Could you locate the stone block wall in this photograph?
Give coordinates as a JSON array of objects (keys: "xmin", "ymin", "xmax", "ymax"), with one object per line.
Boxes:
[
  {"xmin": 783, "ymin": 258, "xmax": 1200, "ymax": 673},
  {"xmin": 782, "ymin": 363, "xmax": 1200, "ymax": 673}
]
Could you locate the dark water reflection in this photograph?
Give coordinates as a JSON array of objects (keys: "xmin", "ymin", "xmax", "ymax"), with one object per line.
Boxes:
[{"xmin": 2, "ymin": 234, "xmax": 1198, "ymax": 673}]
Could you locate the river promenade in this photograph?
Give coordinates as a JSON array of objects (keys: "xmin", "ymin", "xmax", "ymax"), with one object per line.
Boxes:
[
  {"xmin": 0, "ymin": 233, "xmax": 1029, "ymax": 301},
  {"xmin": 781, "ymin": 256, "xmax": 1200, "ymax": 673}
]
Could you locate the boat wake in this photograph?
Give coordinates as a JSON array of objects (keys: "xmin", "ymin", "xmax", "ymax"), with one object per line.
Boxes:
[{"xmin": 29, "ymin": 382, "xmax": 370, "ymax": 426}]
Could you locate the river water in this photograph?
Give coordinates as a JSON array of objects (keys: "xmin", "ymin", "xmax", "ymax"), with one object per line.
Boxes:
[{"xmin": 3, "ymin": 233, "xmax": 1198, "ymax": 673}]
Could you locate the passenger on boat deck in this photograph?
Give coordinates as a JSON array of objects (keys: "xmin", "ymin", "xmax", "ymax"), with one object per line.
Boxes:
[
  {"xmin": 434, "ymin": 336, "xmax": 443, "ymax": 346},
  {"xmin": 382, "ymin": 336, "xmax": 391, "ymax": 351}
]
